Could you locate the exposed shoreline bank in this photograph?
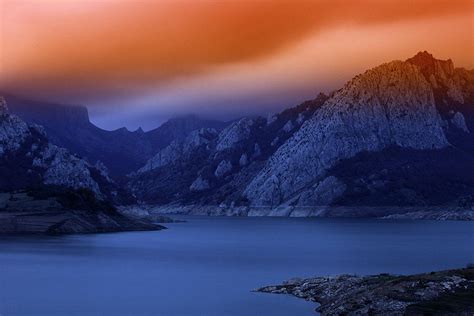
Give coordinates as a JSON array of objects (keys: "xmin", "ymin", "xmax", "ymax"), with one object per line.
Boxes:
[
  {"xmin": 256, "ymin": 267, "xmax": 474, "ymax": 315},
  {"xmin": 145, "ymin": 204, "xmax": 474, "ymax": 221}
]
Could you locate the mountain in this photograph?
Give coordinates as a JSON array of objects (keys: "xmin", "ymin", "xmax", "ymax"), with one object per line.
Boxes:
[
  {"xmin": 5, "ymin": 95, "xmax": 227, "ymax": 177},
  {"xmin": 127, "ymin": 93, "xmax": 329, "ymax": 205},
  {"xmin": 0, "ymin": 96, "xmax": 162, "ymax": 234},
  {"xmin": 128, "ymin": 52, "xmax": 474, "ymax": 217}
]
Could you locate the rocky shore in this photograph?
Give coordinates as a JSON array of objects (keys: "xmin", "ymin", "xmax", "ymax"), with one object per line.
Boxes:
[
  {"xmin": 145, "ymin": 204, "xmax": 474, "ymax": 221},
  {"xmin": 0, "ymin": 192, "xmax": 166, "ymax": 235},
  {"xmin": 256, "ymin": 267, "xmax": 474, "ymax": 315}
]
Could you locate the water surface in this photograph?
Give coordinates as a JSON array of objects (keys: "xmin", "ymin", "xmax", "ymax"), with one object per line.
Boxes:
[{"xmin": 0, "ymin": 217, "xmax": 473, "ymax": 315}]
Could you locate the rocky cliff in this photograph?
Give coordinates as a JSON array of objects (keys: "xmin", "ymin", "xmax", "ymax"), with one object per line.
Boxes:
[
  {"xmin": 1, "ymin": 95, "xmax": 111, "ymax": 199},
  {"xmin": 244, "ymin": 58, "xmax": 450, "ymax": 207}
]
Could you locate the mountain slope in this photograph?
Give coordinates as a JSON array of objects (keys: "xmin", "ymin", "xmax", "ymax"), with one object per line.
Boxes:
[
  {"xmin": 0, "ymin": 96, "xmax": 161, "ymax": 234},
  {"xmin": 127, "ymin": 94, "xmax": 329, "ymax": 204},
  {"xmin": 130, "ymin": 52, "xmax": 473, "ymax": 216},
  {"xmin": 244, "ymin": 52, "xmax": 473, "ymax": 213}
]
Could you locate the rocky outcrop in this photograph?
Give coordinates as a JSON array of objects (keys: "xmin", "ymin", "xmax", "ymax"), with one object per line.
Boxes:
[
  {"xmin": 190, "ymin": 176, "xmax": 210, "ymax": 192},
  {"xmin": 245, "ymin": 59, "xmax": 449, "ymax": 207},
  {"xmin": 214, "ymin": 160, "xmax": 232, "ymax": 178},
  {"xmin": 256, "ymin": 267, "xmax": 474, "ymax": 315},
  {"xmin": 32, "ymin": 144, "xmax": 103, "ymax": 197},
  {"xmin": 451, "ymin": 112, "xmax": 470, "ymax": 132},
  {"xmin": 137, "ymin": 128, "xmax": 218, "ymax": 174},
  {"xmin": 239, "ymin": 153, "xmax": 248, "ymax": 166},
  {"xmin": 216, "ymin": 118, "xmax": 255, "ymax": 151}
]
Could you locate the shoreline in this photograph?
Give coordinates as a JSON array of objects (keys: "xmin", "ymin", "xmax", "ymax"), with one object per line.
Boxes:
[
  {"xmin": 256, "ymin": 267, "xmax": 474, "ymax": 315},
  {"xmin": 145, "ymin": 204, "xmax": 474, "ymax": 221}
]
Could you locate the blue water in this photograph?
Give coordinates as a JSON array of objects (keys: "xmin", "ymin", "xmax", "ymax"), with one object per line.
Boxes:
[{"xmin": 0, "ymin": 217, "xmax": 473, "ymax": 316}]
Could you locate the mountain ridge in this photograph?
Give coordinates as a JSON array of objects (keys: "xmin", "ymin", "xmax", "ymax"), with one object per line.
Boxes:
[
  {"xmin": 4, "ymin": 95, "xmax": 227, "ymax": 176},
  {"xmin": 128, "ymin": 51, "xmax": 474, "ymax": 216}
]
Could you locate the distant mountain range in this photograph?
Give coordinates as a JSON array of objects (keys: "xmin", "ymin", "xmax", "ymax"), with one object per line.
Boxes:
[
  {"xmin": 5, "ymin": 95, "xmax": 227, "ymax": 177},
  {"xmin": 2, "ymin": 51, "xmax": 473, "ymax": 219}
]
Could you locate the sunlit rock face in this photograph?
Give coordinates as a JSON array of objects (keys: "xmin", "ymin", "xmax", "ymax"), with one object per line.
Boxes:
[
  {"xmin": 406, "ymin": 51, "xmax": 474, "ymax": 131},
  {"xmin": 245, "ymin": 59, "xmax": 449, "ymax": 207},
  {"xmin": 407, "ymin": 51, "xmax": 466, "ymax": 104}
]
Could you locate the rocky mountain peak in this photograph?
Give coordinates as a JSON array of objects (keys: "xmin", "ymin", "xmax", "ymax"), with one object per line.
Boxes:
[
  {"xmin": 406, "ymin": 51, "xmax": 455, "ymax": 88},
  {"xmin": 244, "ymin": 57, "xmax": 449, "ymax": 207}
]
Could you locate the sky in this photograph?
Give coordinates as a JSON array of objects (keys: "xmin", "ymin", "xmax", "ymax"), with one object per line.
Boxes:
[{"xmin": 0, "ymin": 0, "xmax": 473, "ymax": 130}]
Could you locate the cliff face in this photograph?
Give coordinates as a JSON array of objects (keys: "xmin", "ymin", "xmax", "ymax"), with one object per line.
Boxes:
[
  {"xmin": 244, "ymin": 60, "xmax": 449, "ymax": 207},
  {"xmin": 0, "ymin": 96, "xmax": 117, "ymax": 200},
  {"xmin": 1, "ymin": 96, "xmax": 164, "ymax": 234}
]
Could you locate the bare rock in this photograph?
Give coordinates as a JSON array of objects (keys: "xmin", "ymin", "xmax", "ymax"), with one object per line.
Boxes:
[
  {"xmin": 245, "ymin": 60, "xmax": 448, "ymax": 207},
  {"xmin": 239, "ymin": 153, "xmax": 248, "ymax": 166},
  {"xmin": 190, "ymin": 176, "xmax": 211, "ymax": 191},
  {"xmin": 451, "ymin": 112, "xmax": 470, "ymax": 132},
  {"xmin": 214, "ymin": 160, "xmax": 232, "ymax": 178},
  {"xmin": 216, "ymin": 118, "xmax": 254, "ymax": 151},
  {"xmin": 138, "ymin": 128, "xmax": 217, "ymax": 173}
]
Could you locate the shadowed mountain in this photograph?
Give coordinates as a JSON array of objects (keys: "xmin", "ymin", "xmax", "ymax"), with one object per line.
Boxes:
[
  {"xmin": 0, "ymin": 96, "xmax": 165, "ymax": 234},
  {"xmin": 5, "ymin": 95, "xmax": 227, "ymax": 177}
]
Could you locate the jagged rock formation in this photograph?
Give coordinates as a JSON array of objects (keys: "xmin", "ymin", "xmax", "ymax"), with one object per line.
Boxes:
[
  {"xmin": 216, "ymin": 118, "xmax": 255, "ymax": 151},
  {"xmin": 136, "ymin": 128, "xmax": 218, "ymax": 174}
]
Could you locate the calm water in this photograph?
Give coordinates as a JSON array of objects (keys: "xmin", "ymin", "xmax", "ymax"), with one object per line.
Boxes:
[{"xmin": 0, "ymin": 217, "xmax": 473, "ymax": 316}]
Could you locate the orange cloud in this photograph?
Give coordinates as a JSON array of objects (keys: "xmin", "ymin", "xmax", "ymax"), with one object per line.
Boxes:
[{"xmin": 1, "ymin": 0, "xmax": 472, "ymax": 101}]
